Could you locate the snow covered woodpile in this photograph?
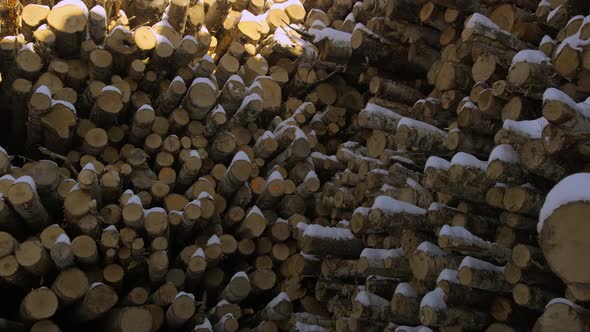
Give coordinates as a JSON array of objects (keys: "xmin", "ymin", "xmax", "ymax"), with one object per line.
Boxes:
[{"xmin": 0, "ymin": 0, "xmax": 589, "ymax": 331}]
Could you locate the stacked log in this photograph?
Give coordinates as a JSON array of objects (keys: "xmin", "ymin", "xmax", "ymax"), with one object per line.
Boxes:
[{"xmin": 0, "ymin": 0, "xmax": 588, "ymax": 331}]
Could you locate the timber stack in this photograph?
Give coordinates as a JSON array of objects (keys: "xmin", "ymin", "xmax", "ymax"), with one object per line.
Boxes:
[{"xmin": 0, "ymin": 0, "xmax": 588, "ymax": 331}]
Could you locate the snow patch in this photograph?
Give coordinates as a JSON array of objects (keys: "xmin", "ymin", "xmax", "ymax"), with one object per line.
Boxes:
[
  {"xmin": 225, "ymin": 74, "xmax": 244, "ymax": 86},
  {"xmin": 459, "ymin": 256, "xmax": 505, "ymax": 273},
  {"xmin": 543, "ymin": 87, "xmax": 578, "ymax": 109},
  {"xmin": 353, "ymin": 206, "xmax": 371, "ymax": 216},
  {"xmin": 198, "ymin": 191, "xmax": 214, "ymax": 200},
  {"xmin": 190, "ymin": 77, "xmax": 218, "ymax": 91},
  {"xmin": 273, "ymin": 26, "xmax": 296, "ymax": 47},
  {"xmin": 353, "ymin": 23, "xmax": 378, "ymax": 39},
  {"xmin": 51, "ymin": 100, "xmax": 76, "ymax": 113},
  {"xmin": 395, "ymin": 327, "xmax": 433, "ymax": 332},
  {"xmin": 207, "ymin": 235, "xmax": 220, "ymax": 246},
  {"xmin": 406, "ymin": 178, "xmax": 423, "ymax": 190},
  {"xmin": 174, "ymin": 291, "xmax": 195, "ymax": 301},
  {"xmin": 439, "ymin": 225, "xmax": 484, "ymax": 245},
  {"xmin": 90, "ymin": 282, "xmax": 104, "ymax": 289},
  {"xmin": 437, "ymin": 269, "xmax": 459, "ymax": 284},
  {"xmin": 395, "ymin": 282, "xmax": 417, "ymax": 297},
  {"xmin": 19, "ymin": 42, "xmax": 35, "ymax": 52},
  {"xmin": 303, "ymin": 224, "xmax": 356, "ymax": 240},
  {"xmin": 465, "ymin": 13, "xmax": 505, "ymax": 34},
  {"xmin": 300, "ymin": 252, "xmax": 320, "ymax": 261},
  {"xmin": 90, "ymin": 5, "xmax": 106, "ymax": 18},
  {"xmin": 428, "ymin": 202, "xmax": 455, "ymax": 212},
  {"xmin": 155, "ymin": 33, "xmax": 173, "ymax": 47},
  {"xmin": 336, "ymin": 219, "xmax": 349, "ymax": 228},
  {"xmin": 451, "ymin": 152, "xmax": 487, "ymax": 170},
  {"xmin": 304, "ymin": 170, "xmax": 318, "ymax": 182},
  {"xmin": 227, "ymin": 151, "xmax": 250, "ymax": 165},
  {"xmin": 554, "ymin": 23, "xmax": 590, "ymax": 57},
  {"xmin": 266, "ymin": 170, "xmax": 284, "ymax": 183},
  {"xmin": 125, "ymin": 194, "xmax": 143, "ymax": 207},
  {"xmin": 267, "ymin": 292, "xmax": 290, "ymax": 308},
  {"xmin": 398, "ymin": 117, "xmax": 446, "ymax": 135},
  {"xmin": 420, "ymin": 288, "xmax": 447, "ymax": 310},
  {"xmin": 189, "ymin": 150, "xmax": 201, "ymax": 158},
  {"xmin": 416, "ymin": 241, "xmax": 446, "ymax": 256},
  {"xmin": 192, "ymin": 248, "xmax": 205, "ymax": 258},
  {"xmin": 364, "ymin": 102, "xmax": 402, "ymax": 120},
  {"xmin": 546, "ymin": 297, "xmax": 589, "ymax": 311},
  {"xmin": 55, "ymin": 233, "xmax": 71, "ymax": 244},
  {"xmin": 193, "ymin": 318, "xmax": 212, "ymax": 330},
  {"xmin": 502, "ymin": 117, "xmax": 548, "ymax": 139},
  {"xmin": 219, "ymin": 313, "xmax": 235, "ymax": 323},
  {"xmin": 153, "ymin": 19, "xmax": 173, "ymax": 28},
  {"xmin": 82, "ymin": 162, "xmax": 96, "ymax": 172},
  {"xmin": 101, "ymin": 85, "xmax": 121, "ymax": 94},
  {"xmin": 361, "ymin": 248, "xmax": 404, "ymax": 261},
  {"xmin": 231, "ymin": 271, "xmax": 248, "ymax": 280},
  {"xmin": 108, "ymin": 25, "xmax": 131, "ymax": 37},
  {"xmin": 543, "ymin": 88, "xmax": 590, "ymax": 120},
  {"xmin": 54, "ymin": 0, "xmax": 89, "ymax": 18},
  {"xmin": 294, "ymin": 322, "xmax": 329, "ymax": 332},
  {"xmin": 137, "ymin": 104, "xmax": 154, "ymax": 114},
  {"xmin": 489, "ymin": 144, "xmax": 520, "ymax": 163},
  {"xmin": 391, "ymin": 155, "xmax": 414, "ymax": 165},
  {"xmin": 182, "ymin": 35, "xmax": 197, "ymax": 43},
  {"xmin": 14, "ymin": 176, "xmax": 36, "ymax": 192},
  {"xmin": 540, "ymin": 35, "xmax": 554, "ymax": 45},
  {"xmin": 354, "ymin": 290, "xmax": 389, "ymax": 307},
  {"xmin": 68, "ymin": 182, "xmax": 80, "ymax": 192},
  {"xmin": 309, "ymin": 27, "xmax": 352, "ymax": 49},
  {"xmin": 511, "ymin": 49, "xmax": 551, "ymax": 65},
  {"xmin": 104, "ymin": 225, "xmax": 117, "ymax": 231},
  {"xmin": 35, "ymin": 85, "xmax": 52, "ymax": 97},
  {"xmin": 246, "ymin": 205, "xmax": 263, "ymax": 218},
  {"xmin": 144, "ymin": 207, "xmax": 166, "ymax": 217},
  {"xmin": 425, "ymin": 156, "xmax": 450, "ymax": 170},
  {"xmin": 372, "ymin": 196, "xmax": 426, "ymax": 215}
]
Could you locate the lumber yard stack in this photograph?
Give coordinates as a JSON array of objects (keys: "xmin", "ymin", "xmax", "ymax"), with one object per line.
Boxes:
[{"xmin": 0, "ymin": 0, "xmax": 589, "ymax": 331}]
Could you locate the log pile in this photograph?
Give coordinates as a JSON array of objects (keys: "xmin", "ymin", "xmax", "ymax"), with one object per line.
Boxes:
[{"xmin": 0, "ymin": 0, "xmax": 589, "ymax": 331}]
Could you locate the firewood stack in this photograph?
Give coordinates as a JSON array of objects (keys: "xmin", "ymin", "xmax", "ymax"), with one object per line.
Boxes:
[{"xmin": 0, "ymin": 0, "xmax": 589, "ymax": 331}]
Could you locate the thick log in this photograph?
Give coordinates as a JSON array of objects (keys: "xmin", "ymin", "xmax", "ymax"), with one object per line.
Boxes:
[
  {"xmin": 395, "ymin": 118, "xmax": 448, "ymax": 154},
  {"xmin": 419, "ymin": 287, "xmax": 492, "ymax": 330},
  {"xmin": 20, "ymin": 288, "xmax": 59, "ymax": 322},
  {"xmin": 513, "ymin": 283, "xmax": 559, "ymax": 311},
  {"xmin": 47, "ymin": 1, "xmax": 88, "ymax": 57},
  {"xmin": 370, "ymin": 77, "xmax": 425, "ymax": 106},
  {"xmin": 539, "ymin": 298, "xmax": 590, "ymax": 332},
  {"xmin": 352, "ymin": 291, "xmax": 390, "ymax": 321},
  {"xmin": 72, "ymin": 283, "xmax": 118, "ymax": 322},
  {"xmin": 51, "ymin": 268, "xmax": 89, "ymax": 305},
  {"xmin": 104, "ymin": 307, "xmax": 152, "ymax": 332},
  {"xmin": 300, "ymin": 224, "xmax": 363, "ymax": 257},
  {"xmin": 353, "ymin": 196, "xmax": 429, "ymax": 234},
  {"xmin": 457, "ymin": 256, "xmax": 512, "ymax": 293},
  {"xmin": 409, "ymin": 242, "xmax": 462, "ymax": 281},
  {"xmin": 7, "ymin": 177, "xmax": 51, "ymax": 232},
  {"xmin": 503, "ymin": 184, "xmax": 544, "ymax": 217},
  {"xmin": 539, "ymin": 174, "xmax": 590, "ymax": 302},
  {"xmin": 438, "ymin": 225, "xmax": 511, "ymax": 263}
]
